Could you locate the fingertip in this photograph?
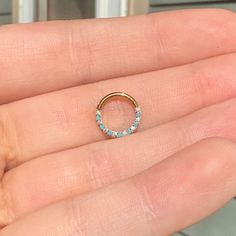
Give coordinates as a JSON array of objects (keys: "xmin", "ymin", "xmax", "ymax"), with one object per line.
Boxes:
[{"xmin": 134, "ymin": 137, "xmax": 236, "ymax": 234}]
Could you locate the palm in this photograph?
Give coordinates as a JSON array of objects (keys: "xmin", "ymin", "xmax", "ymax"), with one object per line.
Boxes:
[{"xmin": 0, "ymin": 9, "xmax": 236, "ymax": 236}]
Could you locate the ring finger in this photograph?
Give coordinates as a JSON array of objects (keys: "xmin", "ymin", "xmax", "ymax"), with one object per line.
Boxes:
[
  {"xmin": 1, "ymin": 96, "xmax": 236, "ymax": 226},
  {"xmin": 2, "ymin": 138, "xmax": 236, "ymax": 236}
]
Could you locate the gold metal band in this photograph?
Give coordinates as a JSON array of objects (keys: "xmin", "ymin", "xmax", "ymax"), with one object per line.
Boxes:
[{"xmin": 97, "ymin": 92, "xmax": 139, "ymax": 110}]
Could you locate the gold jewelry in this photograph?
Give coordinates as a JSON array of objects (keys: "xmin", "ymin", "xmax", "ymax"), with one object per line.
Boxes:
[{"xmin": 96, "ymin": 92, "xmax": 141, "ymax": 138}]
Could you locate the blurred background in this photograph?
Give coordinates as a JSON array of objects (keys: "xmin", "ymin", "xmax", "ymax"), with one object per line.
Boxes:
[
  {"xmin": 1, "ymin": 0, "xmax": 236, "ymax": 24},
  {"xmin": 1, "ymin": 0, "xmax": 236, "ymax": 235}
]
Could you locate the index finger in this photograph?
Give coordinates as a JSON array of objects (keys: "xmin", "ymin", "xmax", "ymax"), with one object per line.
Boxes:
[{"xmin": 0, "ymin": 9, "xmax": 236, "ymax": 103}]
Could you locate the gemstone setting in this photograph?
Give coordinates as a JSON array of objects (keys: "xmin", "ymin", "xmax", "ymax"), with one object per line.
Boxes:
[{"xmin": 96, "ymin": 106, "xmax": 141, "ymax": 138}]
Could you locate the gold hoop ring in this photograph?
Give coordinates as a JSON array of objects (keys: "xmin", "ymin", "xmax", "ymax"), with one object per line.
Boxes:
[{"xmin": 96, "ymin": 92, "xmax": 141, "ymax": 138}]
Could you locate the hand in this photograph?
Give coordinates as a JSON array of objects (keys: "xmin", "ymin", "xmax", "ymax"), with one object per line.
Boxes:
[{"xmin": 0, "ymin": 9, "xmax": 236, "ymax": 236}]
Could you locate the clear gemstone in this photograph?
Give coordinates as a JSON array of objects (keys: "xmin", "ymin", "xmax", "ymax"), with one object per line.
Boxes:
[{"xmin": 131, "ymin": 126, "xmax": 136, "ymax": 131}]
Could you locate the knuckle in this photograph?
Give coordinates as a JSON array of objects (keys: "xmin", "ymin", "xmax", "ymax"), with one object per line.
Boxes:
[
  {"xmin": 65, "ymin": 20, "xmax": 95, "ymax": 82},
  {"xmin": 188, "ymin": 62, "xmax": 213, "ymax": 108},
  {"xmin": 85, "ymin": 143, "xmax": 122, "ymax": 190},
  {"xmin": 64, "ymin": 197, "xmax": 87, "ymax": 236},
  {"xmin": 147, "ymin": 14, "xmax": 168, "ymax": 66},
  {"xmin": 44, "ymin": 198, "xmax": 85, "ymax": 235}
]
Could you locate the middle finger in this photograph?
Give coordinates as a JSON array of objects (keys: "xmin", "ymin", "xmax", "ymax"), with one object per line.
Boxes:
[{"xmin": 2, "ymin": 53, "xmax": 236, "ymax": 167}]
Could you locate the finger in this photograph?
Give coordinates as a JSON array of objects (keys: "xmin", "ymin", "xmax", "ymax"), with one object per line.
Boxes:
[
  {"xmin": 2, "ymin": 96, "xmax": 236, "ymax": 225},
  {"xmin": 1, "ymin": 9, "xmax": 236, "ymax": 103},
  {"xmin": 2, "ymin": 52, "xmax": 236, "ymax": 167},
  {"xmin": 2, "ymin": 138, "xmax": 236, "ymax": 235}
]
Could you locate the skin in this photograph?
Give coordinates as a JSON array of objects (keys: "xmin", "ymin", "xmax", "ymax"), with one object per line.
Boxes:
[{"xmin": 0, "ymin": 8, "xmax": 236, "ymax": 235}]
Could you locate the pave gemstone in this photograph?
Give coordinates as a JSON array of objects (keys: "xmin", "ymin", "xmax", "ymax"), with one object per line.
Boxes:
[
  {"xmin": 136, "ymin": 111, "xmax": 141, "ymax": 118},
  {"xmin": 107, "ymin": 130, "xmax": 113, "ymax": 136},
  {"xmin": 96, "ymin": 114, "xmax": 101, "ymax": 122},
  {"xmin": 117, "ymin": 132, "xmax": 124, "ymax": 138},
  {"xmin": 127, "ymin": 128, "xmax": 133, "ymax": 134},
  {"xmin": 133, "ymin": 121, "xmax": 139, "ymax": 128},
  {"xmin": 96, "ymin": 94, "xmax": 141, "ymax": 138},
  {"xmin": 123, "ymin": 131, "xmax": 128, "ymax": 136},
  {"xmin": 131, "ymin": 126, "xmax": 136, "ymax": 131},
  {"xmin": 99, "ymin": 123, "xmax": 105, "ymax": 130}
]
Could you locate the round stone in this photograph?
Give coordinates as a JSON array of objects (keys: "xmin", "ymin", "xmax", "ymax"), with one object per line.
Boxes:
[
  {"xmin": 133, "ymin": 121, "xmax": 139, "ymax": 128},
  {"xmin": 96, "ymin": 114, "xmax": 101, "ymax": 121},
  {"xmin": 136, "ymin": 111, "xmax": 141, "ymax": 118},
  {"xmin": 127, "ymin": 128, "xmax": 133, "ymax": 134},
  {"xmin": 117, "ymin": 132, "xmax": 124, "ymax": 138},
  {"xmin": 99, "ymin": 124, "xmax": 105, "ymax": 130},
  {"xmin": 107, "ymin": 130, "xmax": 113, "ymax": 136}
]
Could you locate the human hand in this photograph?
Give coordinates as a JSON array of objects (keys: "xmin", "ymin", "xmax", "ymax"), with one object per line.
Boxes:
[{"xmin": 0, "ymin": 9, "xmax": 236, "ymax": 236}]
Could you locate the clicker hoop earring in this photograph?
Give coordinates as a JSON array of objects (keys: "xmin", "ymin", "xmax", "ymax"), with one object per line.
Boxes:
[{"xmin": 96, "ymin": 92, "xmax": 141, "ymax": 138}]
